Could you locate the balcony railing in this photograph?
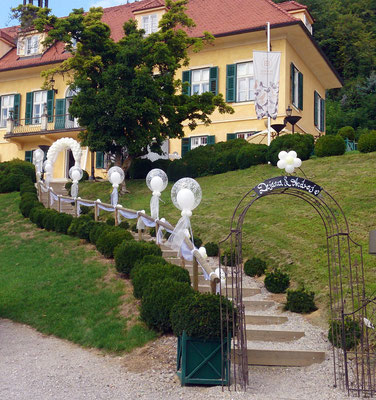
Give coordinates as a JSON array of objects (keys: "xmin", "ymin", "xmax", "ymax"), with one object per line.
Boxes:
[{"xmin": 4, "ymin": 113, "xmax": 81, "ymax": 137}]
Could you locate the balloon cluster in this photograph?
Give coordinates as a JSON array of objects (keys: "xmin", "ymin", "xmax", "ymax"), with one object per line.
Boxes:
[
  {"xmin": 146, "ymin": 169, "xmax": 168, "ymax": 219},
  {"xmin": 32, "ymin": 148, "xmax": 44, "ymax": 178},
  {"xmin": 69, "ymin": 165, "xmax": 83, "ymax": 198},
  {"xmin": 277, "ymin": 150, "xmax": 302, "ymax": 174}
]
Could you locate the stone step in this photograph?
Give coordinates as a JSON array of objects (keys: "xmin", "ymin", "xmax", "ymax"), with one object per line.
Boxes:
[
  {"xmin": 245, "ymin": 314, "xmax": 288, "ymax": 325},
  {"xmin": 246, "ymin": 348, "xmax": 325, "ymax": 367},
  {"xmin": 246, "ymin": 329, "xmax": 305, "ymax": 342},
  {"xmin": 242, "ymin": 300, "xmax": 275, "ymax": 311},
  {"xmin": 162, "ymin": 249, "xmax": 179, "ymax": 258},
  {"xmin": 165, "ymin": 257, "xmax": 192, "ymax": 267}
]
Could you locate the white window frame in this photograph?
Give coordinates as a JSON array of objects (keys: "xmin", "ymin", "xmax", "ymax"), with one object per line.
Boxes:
[
  {"xmin": 65, "ymin": 88, "xmax": 80, "ymax": 128},
  {"xmin": 236, "ymin": 61, "xmax": 255, "ymax": 102},
  {"xmin": 190, "ymin": 136, "xmax": 208, "ymax": 150},
  {"xmin": 25, "ymin": 35, "xmax": 39, "ymax": 56},
  {"xmin": 142, "ymin": 14, "xmax": 158, "ymax": 35},
  {"xmin": 32, "ymin": 90, "xmax": 47, "ymax": 124},
  {"xmin": 191, "ymin": 68, "xmax": 210, "ymax": 95},
  {"xmin": 0, "ymin": 95, "xmax": 15, "ymax": 128},
  {"xmin": 292, "ymin": 64, "xmax": 301, "ymax": 109}
]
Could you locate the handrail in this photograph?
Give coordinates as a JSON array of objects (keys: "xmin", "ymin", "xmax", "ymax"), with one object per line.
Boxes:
[{"xmin": 38, "ymin": 181, "xmax": 220, "ymax": 290}]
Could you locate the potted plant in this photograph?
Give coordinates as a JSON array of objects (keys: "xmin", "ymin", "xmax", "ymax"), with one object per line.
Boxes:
[{"xmin": 170, "ymin": 292, "xmax": 235, "ymax": 386}]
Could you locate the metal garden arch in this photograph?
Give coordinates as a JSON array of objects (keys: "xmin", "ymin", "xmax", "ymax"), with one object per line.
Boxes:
[{"xmin": 220, "ymin": 175, "xmax": 375, "ymax": 397}]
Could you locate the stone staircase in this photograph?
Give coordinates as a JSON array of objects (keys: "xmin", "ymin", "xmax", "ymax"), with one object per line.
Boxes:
[{"xmin": 39, "ymin": 185, "xmax": 326, "ymax": 368}]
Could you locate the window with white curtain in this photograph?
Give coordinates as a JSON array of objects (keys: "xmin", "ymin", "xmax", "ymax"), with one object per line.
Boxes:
[{"xmin": 236, "ymin": 62, "xmax": 255, "ymax": 102}]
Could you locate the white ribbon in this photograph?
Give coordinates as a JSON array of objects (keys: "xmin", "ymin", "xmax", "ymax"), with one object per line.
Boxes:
[
  {"xmin": 136, "ymin": 211, "xmax": 146, "ymax": 230},
  {"xmin": 60, "ymin": 197, "xmax": 74, "ymax": 203},
  {"xmin": 156, "ymin": 218, "xmax": 172, "ymax": 244},
  {"xmin": 167, "ymin": 213, "xmax": 191, "ymax": 254},
  {"xmin": 71, "ymin": 182, "xmax": 78, "ymax": 198},
  {"xmin": 49, "ymin": 191, "xmax": 59, "ymax": 205},
  {"xmin": 77, "ymin": 200, "xmax": 95, "ymax": 216},
  {"xmin": 141, "ymin": 216, "xmax": 156, "ymax": 228},
  {"xmin": 97, "ymin": 203, "xmax": 115, "ymax": 213},
  {"xmin": 118, "ymin": 209, "xmax": 138, "ymax": 219},
  {"xmin": 40, "ymin": 183, "xmax": 49, "ymax": 193},
  {"xmin": 150, "ymin": 191, "xmax": 161, "ymax": 220},
  {"xmin": 111, "ymin": 187, "xmax": 118, "ymax": 206}
]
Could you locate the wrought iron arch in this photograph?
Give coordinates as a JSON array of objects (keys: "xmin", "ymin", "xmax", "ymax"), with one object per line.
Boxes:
[{"xmin": 220, "ymin": 176, "xmax": 375, "ymax": 397}]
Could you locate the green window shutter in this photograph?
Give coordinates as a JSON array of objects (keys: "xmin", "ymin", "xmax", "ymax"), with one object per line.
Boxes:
[
  {"xmin": 298, "ymin": 72, "xmax": 303, "ymax": 110},
  {"xmin": 209, "ymin": 67, "xmax": 218, "ymax": 95},
  {"xmin": 182, "ymin": 70, "xmax": 191, "ymax": 96},
  {"xmin": 290, "ymin": 63, "xmax": 295, "ymax": 105},
  {"xmin": 226, "ymin": 133, "xmax": 236, "ymax": 141},
  {"xmin": 54, "ymin": 99, "xmax": 66, "ymax": 129},
  {"xmin": 25, "ymin": 92, "xmax": 33, "ymax": 125},
  {"xmin": 314, "ymin": 91, "xmax": 319, "ymax": 128},
  {"xmin": 25, "ymin": 150, "xmax": 33, "ymax": 163},
  {"xmin": 181, "ymin": 137, "xmax": 191, "ymax": 156},
  {"xmin": 47, "ymin": 90, "xmax": 54, "ymax": 123},
  {"xmin": 226, "ymin": 64, "xmax": 236, "ymax": 102},
  {"xmin": 320, "ymin": 98, "xmax": 325, "ymax": 132},
  {"xmin": 13, "ymin": 94, "xmax": 20, "ymax": 124},
  {"xmin": 96, "ymin": 151, "xmax": 104, "ymax": 169},
  {"xmin": 207, "ymin": 135, "xmax": 215, "ymax": 145}
]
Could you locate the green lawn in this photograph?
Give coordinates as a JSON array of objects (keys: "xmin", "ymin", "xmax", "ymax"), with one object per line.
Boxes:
[
  {"xmin": 80, "ymin": 152, "xmax": 376, "ymax": 312},
  {"xmin": 0, "ymin": 192, "xmax": 156, "ymax": 352}
]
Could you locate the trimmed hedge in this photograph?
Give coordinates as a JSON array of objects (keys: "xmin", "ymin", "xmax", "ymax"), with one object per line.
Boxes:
[
  {"xmin": 268, "ymin": 134, "xmax": 314, "ymax": 165},
  {"xmin": 140, "ymin": 278, "xmax": 193, "ymax": 333},
  {"xmin": 314, "ymin": 135, "xmax": 346, "ymax": 157},
  {"xmin": 96, "ymin": 228, "xmax": 134, "ymax": 258},
  {"xmin": 358, "ymin": 131, "xmax": 376, "ymax": 153},
  {"xmin": 244, "ymin": 257, "xmax": 267, "ymax": 277},
  {"xmin": 236, "ymin": 144, "xmax": 268, "ymax": 169},
  {"xmin": 89, "ymin": 222, "xmax": 109, "ymax": 244},
  {"xmin": 205, "ymin": 242, "xmax": 219, "ymax": 257},
  {"xmin": 170, "ymin": 292, "xmax": 235, "ymax": 339},
  {"xmin": 285, "ymin": 288, "xmax": 317, "ymax": 313},
  {"xmin": 42, "ymin": 209, "xmax": 60, "ymax": 231},
  {"xmin": 114, "ymin": 240, "xmax": 162, "ymax": 277},
  {"xmin": 131, "ymin": 261, "xmax": 191, "ymax": 299},
  {"xmin": 67, "ymin": 215, "xmax": 93, "ymax": 238},
  {"xmin": 54, "ymin": 213, "xmax": 74, "ymax": 234},
  {"xmin": 264, "ymin": 269, "xmax": 290, "ymax": 293}
]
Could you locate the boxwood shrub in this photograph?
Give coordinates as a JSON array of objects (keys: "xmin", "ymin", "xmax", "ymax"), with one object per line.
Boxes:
[
  {"xmin": 96, "ymin": 228, "xmax": 134, "ymax": 258},
  {"xmin": 20, "ymin": 192, "xmax": 38, "ymax": 203},
  {"xmin": 140, "ymin": 278, "xmax": 193, "ymax": 333},
  {"xmin": 128, "ymin": 158, "xmax": 153, "ymax": 179},
  {"xmin": 267, "ymin": 133, "xmax": 314, "ymax": 165},
  {"xmin": 220, "ymin": 249, "xmax": 236, "ymax": 266},
  {"xmin": 131, "ymin": 261, "xmax": 191, "ymax": 299},
  {"xmin": 338, "ymin": 126, "xmax": 355, "ymax": 140},
  {"xmin": 89, "ymin": 222, "xmax": 109, "ymax": 244},
  {"xmin": 20, "ymin": 181, "xmax": 37, "ymax": 195},
  {"xmin": 42, "ymin": 209, "xmax": 60, "ymax": 231},
  {"xmin": 0, "ymin": 173, "xmax": 28, "ymax": 193},
  {"xmin": 285, "ymin": 287, "xmax": 317, "ymax": 313},
  {"xmin": 236, "ymin": 144, "xmax": 268, "ymax": 169},
  {"xmin": 29, "ymin": 205, "xmax": 45, "ymax": 224},
  {"xmin": 170, "ymin": 292, "xmax": 235, "ymax": 339},
  {"xmin": 244, "ymin": 257, "xmax": 267, "ymax": 277},
  {"xmin": 34, "ymin": 208, "xmax": 53, "ymax": 229},
  {"xmin": 54, "ymin": 213, "xmax": 74, "ymax": 234},
  {"xmin": 314, "ymin": 135, "xmax": 346, "ymax": 157},
  {"xmin": 114, "ymin": 240, "xmax": 162, "ymax": 277},
  {"xmin": 205, "ymin": 242, "xmax": 219, "ymax": 257},
  {"xmin": 167, "ymin": 159, "xmax": 192, "ymax": 182},
  {"xmin": 328, "ymin": 317, "xmax": 361, "ymax": 350},
  {"xmin": 264, "ymin": 269, "xmax": 290, "ymax": 293},
  {"xmin": 19, "ymin": 199, "xmax": 42, "ymax": 218},
  {"xmin": 67, "ymin": 215, "xmax": 93, "ymax": 237},
  {"xmin": 118, "ymin": 220, "xmax": 130, "ymax": 230},
  {"xmin": 358, "ymin": 130, "xmax": 376, "ymax": 153}
]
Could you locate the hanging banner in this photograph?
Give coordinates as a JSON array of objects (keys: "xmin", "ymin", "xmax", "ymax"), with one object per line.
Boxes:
[{"xmin": 253, "ymin": 51, "xmax": 281, "ymax": 120}]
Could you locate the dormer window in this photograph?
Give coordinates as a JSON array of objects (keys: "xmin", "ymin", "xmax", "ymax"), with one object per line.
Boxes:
[
  {"xmin": 142, "ymin": 14, "xmax": 158, "ymax": 35},
  {"xmin": 17, "ymin": 34, "xmax": 40, "ymax": 57}
]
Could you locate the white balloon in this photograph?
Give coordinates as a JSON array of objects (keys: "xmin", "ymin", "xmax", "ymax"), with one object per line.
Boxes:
[
  {"xmin": 285, "ymin": 155, "xmax": 294, "ymax": 165},
  {"xmin": 289, "ymin": 150, "xmax": 297, "ymax": 159},
  {"xmin": 177, "ymin": 188, "xmax": 195, "ymax": 211},
  {"xmin": 150, "ymin": 176, "xmax": 164, "ymax": 192},
  {"xmin": 45, "ymin": 163, "xmax": 53, "ymax": 173},
  {"xmin": 278, "ymin": 151, "xmax": 288, "ymax": 160},
  {"xmin": 277, "ymin": 159, "xmax": 287, "ymax": 169},
  {"xmin": 198, "ymin": 246, "xmax": 207, "ymax": 258},
  {"xmin": 71, "ymin": 169, "xmax": 81, "ymax": 181},
  {"xmin": 293, "ymin": 158, "xmax": 302, "ymax": 168},
  {"xmin": 285, "ymin": 164, "xmax": 295, "ymax": 174},
  {"xmin": 111, "ymin": 171, "xmax": 122, "ymax": 185}
]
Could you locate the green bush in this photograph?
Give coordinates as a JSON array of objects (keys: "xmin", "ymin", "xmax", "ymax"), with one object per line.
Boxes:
[
  {"xmin": 67, "ymin": 215, "xmax": 93, "ymax": 237},
  {"xmin": 0, "ymin": 159, "xmax": 36, "ymax": 183},
  {"xmin": 131, "ymin": 261, "xmax": 191, "ymax": 299},
  {"xmin": 170, "ymin": 292, "xmax": 235, "ymax": 339},
  {"xmin": 328, "ymin": 317, "xmax": 361, "ymax": 350},
  {"xmin": 267, "ymin": 134, "xmax": 314, "ymax": 165},
  {"xmin": 152, "ymin": 158, "xmax": 171, "ymax": 172},
  {"xmin": 128, "ymin": 158, "xmax": 152, "ymax": 179},
  {"xmin": 0, "ymin": 173, "xmax": 28, "ymax": 193},
  {"xmin": 79, "ymin": 205, "xmax": 91, "ymax": 215},
  {"xmin": 314, "ymin": 135, "xmax": 346, "ymax": 157},
  {"xmin": 220, "ymin": 249, "xmax": 236, "ymax": 266},
  {"xmin": 167, "ymin": 159, "xmax": 192, "ymax": 182},
  {"xmin": 130, "ymin": 223, "xmax": 138, "ymax": 233},
  {"xmin": 20, "ymin": 181, "xmax": 37, "ymax": 195},
  {"xmin": 140, "ymin": 278, "xmax": 193, "ymax": 333},
  {"xmin": 106, "ymin": 217, "xmax": 115, "ymax": 226},
  {"xmin": 76, "ymin": 218, "xmax": 96, "ymax": 241},
  {"xmin": 338, "ymin": 126, "xmax": 355, "ymax": 140},
  {"xmin": 54, "ymin": 213, "xmax": 74, "ymax": 234},
  {"xmin": 65, "ymin": 181, "xmax": 73, "ymax": 194},
  {"xmin": 80, "ymin": 170, "xmax": 89, "ymax": 181},
  {"xmin": 244, "ymin": 257, "xmax": 267, "ymax": 277},
  {"xmin": 19, "ymin": 199, "xmax": 41, "ymax": 218},
  {"xmin": 118, "ymin": 220, "xmax": 130, "ymax": 230},
  {"xmin": 114, "ymin": 240, "xmax": 162, "ymax": 277},
  {"xmin": 264, "ymin": 269, "xmax": 290, "ymax": 293},
  {"xmin": 29, "ymin": 204, "xmax": 45, "ymax": 224},
  {"xmin": 34, "ymin": 208, "xmax": 52, "ymax": 229},
  {"xmin": 96, "ymin": 228, "xmax": 134, "ymax": 258},
  {"xmin": 134, "ymin": 255, "xmax": 168, "ymax": 271},
  {"xmin": 358, "ymin": 130, "xmax": 376, "ymax": 153},
  {"xmin": 42, "ymin": 209, "xmax": 60, "ymax": 231},
  {"xmin": 205, "ymin": 242, "xmax": 219, "ymax": 257},
  {"xmin": 149, "ymin": 227, "xmax": 156, "ymax": 237},
  {"xmin": 236, "ymin": 144, "xmax": 268, "ymax": 169},
  {"xmin": 89, "ymin": 222, "xmax": 109, "ymax": 244},
  {"xmin": 20, "ymin": 192, "xmax": 38, "ymax": 203},
  {"xmin": 285, "ymin": 288, "xmax": 317, "ymax": 313},
  {"xmin": 193, "ymin": 236, "xmax": 202, "ymax": 248}
]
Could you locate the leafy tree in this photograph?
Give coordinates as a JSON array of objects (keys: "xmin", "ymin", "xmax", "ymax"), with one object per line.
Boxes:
[{"xmin": 29, "ymin": 0, "xmax": 233, "ymax": 172}]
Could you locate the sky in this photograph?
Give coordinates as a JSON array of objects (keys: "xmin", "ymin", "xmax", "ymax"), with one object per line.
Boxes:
[{"xmin": 1, "ymin": 0, "xmax": 138, "ymax": 29}]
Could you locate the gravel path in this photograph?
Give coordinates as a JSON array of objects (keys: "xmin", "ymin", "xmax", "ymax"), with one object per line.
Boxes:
[{"xmin": 0, "ymin": 318, "xmax": 350, "ymax": 400}]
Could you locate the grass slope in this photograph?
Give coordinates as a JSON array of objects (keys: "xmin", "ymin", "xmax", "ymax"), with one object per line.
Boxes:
[
  {"xmin": 80, "ymin": 152, "xmax": 376, "ymax": 312},
  {"xmin": 0, "ymin": 192, "xmax": 156, "ymax": 352}
]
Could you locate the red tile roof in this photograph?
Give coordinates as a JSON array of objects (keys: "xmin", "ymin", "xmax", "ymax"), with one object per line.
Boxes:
[
  {"xmin": 0, "ymin": 0, "xmax": 300, "ymax": 71},
  {"xmin": 278, "ymin": 1, "xmax": 308, "ymax": 12}
]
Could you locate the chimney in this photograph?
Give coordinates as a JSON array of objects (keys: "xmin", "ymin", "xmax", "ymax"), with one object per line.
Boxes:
[{"xmin": 23, "ymin": 0, "xmax": 49, "ymax": 6}]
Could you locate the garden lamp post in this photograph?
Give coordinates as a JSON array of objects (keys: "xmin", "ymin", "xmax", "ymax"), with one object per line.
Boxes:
[{"xmin": 284, "ymin": 105, "xmax": 301, "ymax": 134}]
